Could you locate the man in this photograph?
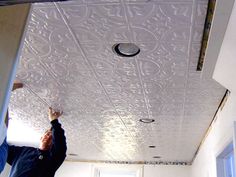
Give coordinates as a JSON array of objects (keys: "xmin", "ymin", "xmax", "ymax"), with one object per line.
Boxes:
[
  {"xmin": 0, "ymin": 83, "xmax": 23, "ymax": 173},
  {"xmin": 0, "ymin": 124, "xmax": 8, "ymax": 173},
  {"xmin": 7, "ymin": 107, "xmax": 67, "ymax": 177}
]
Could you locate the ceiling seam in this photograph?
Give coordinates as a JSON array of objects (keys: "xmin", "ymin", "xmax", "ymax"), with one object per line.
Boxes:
[
  {"xmin": 81, "ymin": 1, "xmax": 193, "ymax": 5},
  {"xmin": 133, "ymin": 1, "xmax": 165, "ymax": 153},
  {"xmin": 174, "ymin": 0, "xmax": 197, "ymax": 161},
  {"xmin": 24, "ymin": 42, "xmax": 64, "ymax": 88},
  {"xmin": 24, "ymin": 84, "xmax": 51, "ymax": 107},
  {"xmin": 54, "ymin": 2, "xmax": 142, "ymax": 157},
  {"xmin": 15, "ymin": 42, "xmax": 64, "ymax": 108},
  {"xmin": 120, "ymin": 0, "xmax": 157, "ymax": 150},
  {"xmin": 84, "ymin": 1, "xmax": 120, "ymax": 6},
  {"xmin": 120, "ymin": 0, "xmax": 155, "ymax": 131},
  {"xmin": 9, "ymin": 88, "xmax": 50, "ymax": 130},
  {"xmin": 7, "ymin": 0, "xmax": 225, "ymax": 163},
  {"xmin": 121, "ymin": 0, "xmax": 187, "ymax": 155}
]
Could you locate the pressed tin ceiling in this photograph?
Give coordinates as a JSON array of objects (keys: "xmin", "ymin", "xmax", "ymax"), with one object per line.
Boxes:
[{"xmin": 8, "ymin": 0, "xmax": 226, "ymax": 164}]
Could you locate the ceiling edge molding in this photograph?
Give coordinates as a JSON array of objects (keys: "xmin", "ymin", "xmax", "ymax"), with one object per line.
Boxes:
[{"xmin": 66, "ymin": 159, "xmax": 191, "ymax": 166}]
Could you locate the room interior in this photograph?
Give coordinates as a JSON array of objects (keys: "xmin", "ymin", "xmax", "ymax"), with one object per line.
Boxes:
[{"xmin": 0, "ymin": 0, "xmax": 236, "ymax": 176}]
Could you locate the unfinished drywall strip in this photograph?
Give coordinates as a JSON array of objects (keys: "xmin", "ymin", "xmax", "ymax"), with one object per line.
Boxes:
[
  {"xmin": 201, "ymin": 0, "xmax": 235, "ymax": 78},
  {"xmin": 0, "ymin": 5, "xmax": 31, "ymax": 131}
]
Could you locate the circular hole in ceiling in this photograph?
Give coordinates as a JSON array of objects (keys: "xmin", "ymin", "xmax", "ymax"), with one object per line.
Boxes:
[
  {"xmin": 68, "ymin": 153, "xmax": 78, "ymax": 157},
  {"xmin": 149, "ymin": 145, "xmax": 156, "ymax": 148},
  {"xmin": 139, "ymin": 118, "xmax": 155, "ymax": 123},
  {"xmin": 153, "ymin": 156, "xmax": 161, "ymax": 159},
  {"xmin": 113, "ymin": 43, "xmax": 140, "ymax": 57}
]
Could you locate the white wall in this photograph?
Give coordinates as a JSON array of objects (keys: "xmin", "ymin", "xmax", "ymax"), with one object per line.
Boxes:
[
  {"xmin": 213, "ymin": 0, "xmax": 236, "ymax": 92},
  {"xmin": 54, "ymin": 161, "xmax": 190, "ymax": 177},
  {"xmin": 190, "ymin": 92, "xmax": 236, "ymax": 177},
  {"xmin": 191, "ymin": 0, "xmax": 236, "ymax": 176},
  {"xmin": 55, "ymin": 162, "xmax": 92, "ymax": 177},
  {"xmin": 144, "ymin": 165, "xmax": 190, "ymax": 177}
]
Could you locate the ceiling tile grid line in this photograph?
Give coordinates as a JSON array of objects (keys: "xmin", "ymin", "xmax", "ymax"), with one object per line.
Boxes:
[
  {"xmin": 122, "ymin": 0, "xmax": 181, "ymax": 131},
  {"xmin": 58, "ymin": 1, "xmax": 192, "ymax": 43},
  {"xmin": 54, "ymin": 2, "xmax": 144, "ymax": 156},
  {"xmin": 9, "ymin": 88, "xmax": 53, "ymax": 134},
  {"xmin": 174, "ymin": 0, "xmax": 198, "ymax": 160},
  {"xmin": 60, "ymin": 3, "xmax": 159, "ymax": 159},
  {"xmin": 35, "ymin": 0, "xmax": 195, "ymax": 6},
  {"xmin": 15, "ymin": 43, "xmax": 63, "ymax": 109},
  {"xmin": 121, "ymin": 0, "xmax": 166, "ymax": 151},
  {"xmin": 15, "ymin": 42, "xmax": 70, "ymax": 110},
  {"xmin": 91, "ymin": 1, "xmax": 165, "ymax": 156},
  {"xmin": 24, "ymin": 85, "xmax": 51, "ymax": 108},
  {"xmin": 57, "ymin": 0, "xmax": 206, "ymax": 160},
  {"xmin": 182, "ymin": 0, "xmax": 205, "ymax": 121},
  {"xmin": 16, "ymin": 5, "xmax": 133, "ymax": 161},
  {"xmin": 15, "ymin": 87, "xmax": 121, "ymax": 160},
  {"xmin": 8, "ymin": 0, "xmax": 227, "ymax": 163},
  {"xmin": 22, "ymin": 42, "xmax": 63, "ymax": 88},
  {"xmin": 183, "ymin": 0, "xmax": 225, "ymax": 160},
  {"xmin": 174, "ymin": 0, "xmax": 225, "ymax": 160},
  {"xmin": 121, "ymin": 0, "xmax": 192, "ymax": 160},
  {"xmin": 183, "ymin": 0, "xmax": 211, "ymax": 141},
  {"xmin": 120, "ymin": 0, "xmax": 153, "ymax": 123},
  {"xmin": 123, "ymin": 0, "xmax": 201, "ymax": 160},
  {"xmin": 52, "ymin": 2, "xmax": 195, "ymax": 49},
  {"xmin": 130, "ymin": 0, "xmax": 191, "ymax": 160},
  {"xmin": 58, "ymin": 0, "xmax": 196, "ymax": 5}
]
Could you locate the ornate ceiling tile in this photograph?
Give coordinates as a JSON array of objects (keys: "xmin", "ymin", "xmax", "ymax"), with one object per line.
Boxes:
[{"xmin": 8, "ymin": 0, "xmax": 226, "ymax": 164}]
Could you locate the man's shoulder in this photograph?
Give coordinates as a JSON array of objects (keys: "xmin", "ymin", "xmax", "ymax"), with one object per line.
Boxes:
[{"xmin": 9, "ymin": 144, "xmax": 37, "ymax": 151}]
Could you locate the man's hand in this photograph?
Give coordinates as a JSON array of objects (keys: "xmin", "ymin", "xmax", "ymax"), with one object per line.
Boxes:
[
  {"xmin": 5, "ymin": 82, "xmax": 24, "ymax": 127},
  {"xmin": 48, "ymin": 107, "xmax": 63, "ymax": 122}
]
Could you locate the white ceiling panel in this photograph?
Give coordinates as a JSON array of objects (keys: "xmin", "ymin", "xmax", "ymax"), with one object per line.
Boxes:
[{"xmin": 8, "ymin": 0, "xmax": 226, "ymax": 164}]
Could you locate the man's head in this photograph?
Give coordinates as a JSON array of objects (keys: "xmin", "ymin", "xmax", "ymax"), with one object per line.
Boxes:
[{"xmin": 39, "ymin": 129, "xmax": 52, "ymax": 151}]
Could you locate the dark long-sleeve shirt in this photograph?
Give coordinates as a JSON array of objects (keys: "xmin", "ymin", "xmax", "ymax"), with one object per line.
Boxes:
[
  {"xmin": 7, "ymin": 119, "xmax": 67, "ymax": 177},
  {"xmin": 0, "ymin": 138, "xmax": 8, "ymax": 173}
]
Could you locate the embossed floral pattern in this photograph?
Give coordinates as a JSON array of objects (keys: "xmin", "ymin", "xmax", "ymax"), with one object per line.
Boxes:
[{"xmin": 9, "ymin": 0, "xmax": 225, "ymax": 164}]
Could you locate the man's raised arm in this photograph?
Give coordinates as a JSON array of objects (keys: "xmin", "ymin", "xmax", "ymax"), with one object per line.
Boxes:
[{"xmin": 49, "ymin": 107, "xmax": 67, "ymax": 169}]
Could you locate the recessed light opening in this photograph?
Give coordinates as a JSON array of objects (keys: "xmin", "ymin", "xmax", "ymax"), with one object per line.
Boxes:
[
  {"xmin": 149, "ymin": 145, "xmax": 156, "ymax": 148},
  {"xmin": 68, "ymin": 153, "xmax": 78, "ymax": 156},
  {"xmin": 153, "ymin": 156, "xmax": 161, "ymax": 159},
  {"xmin": 113, "ymin": 43, "xmax": 140, "ymax": 57},
  {"xmin": 139, "ymin": 119, "xmax": 155, "ymax": 123}
]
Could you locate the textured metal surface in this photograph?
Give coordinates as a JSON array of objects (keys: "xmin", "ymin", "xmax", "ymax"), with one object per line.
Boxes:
[{"xmin": 8, "ymin": 0, "xmax": 225, "ymax": 163}]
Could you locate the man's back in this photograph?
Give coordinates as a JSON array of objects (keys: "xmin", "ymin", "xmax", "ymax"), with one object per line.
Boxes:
[{"xmin": 8, "ymin": 146, "xmax": 61, "ymax": 177}]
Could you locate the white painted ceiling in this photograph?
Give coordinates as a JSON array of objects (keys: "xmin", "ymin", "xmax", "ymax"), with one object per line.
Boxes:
[{"xmin": 8, "ymin": 0, "xmax": 226, "ymax": 164}]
